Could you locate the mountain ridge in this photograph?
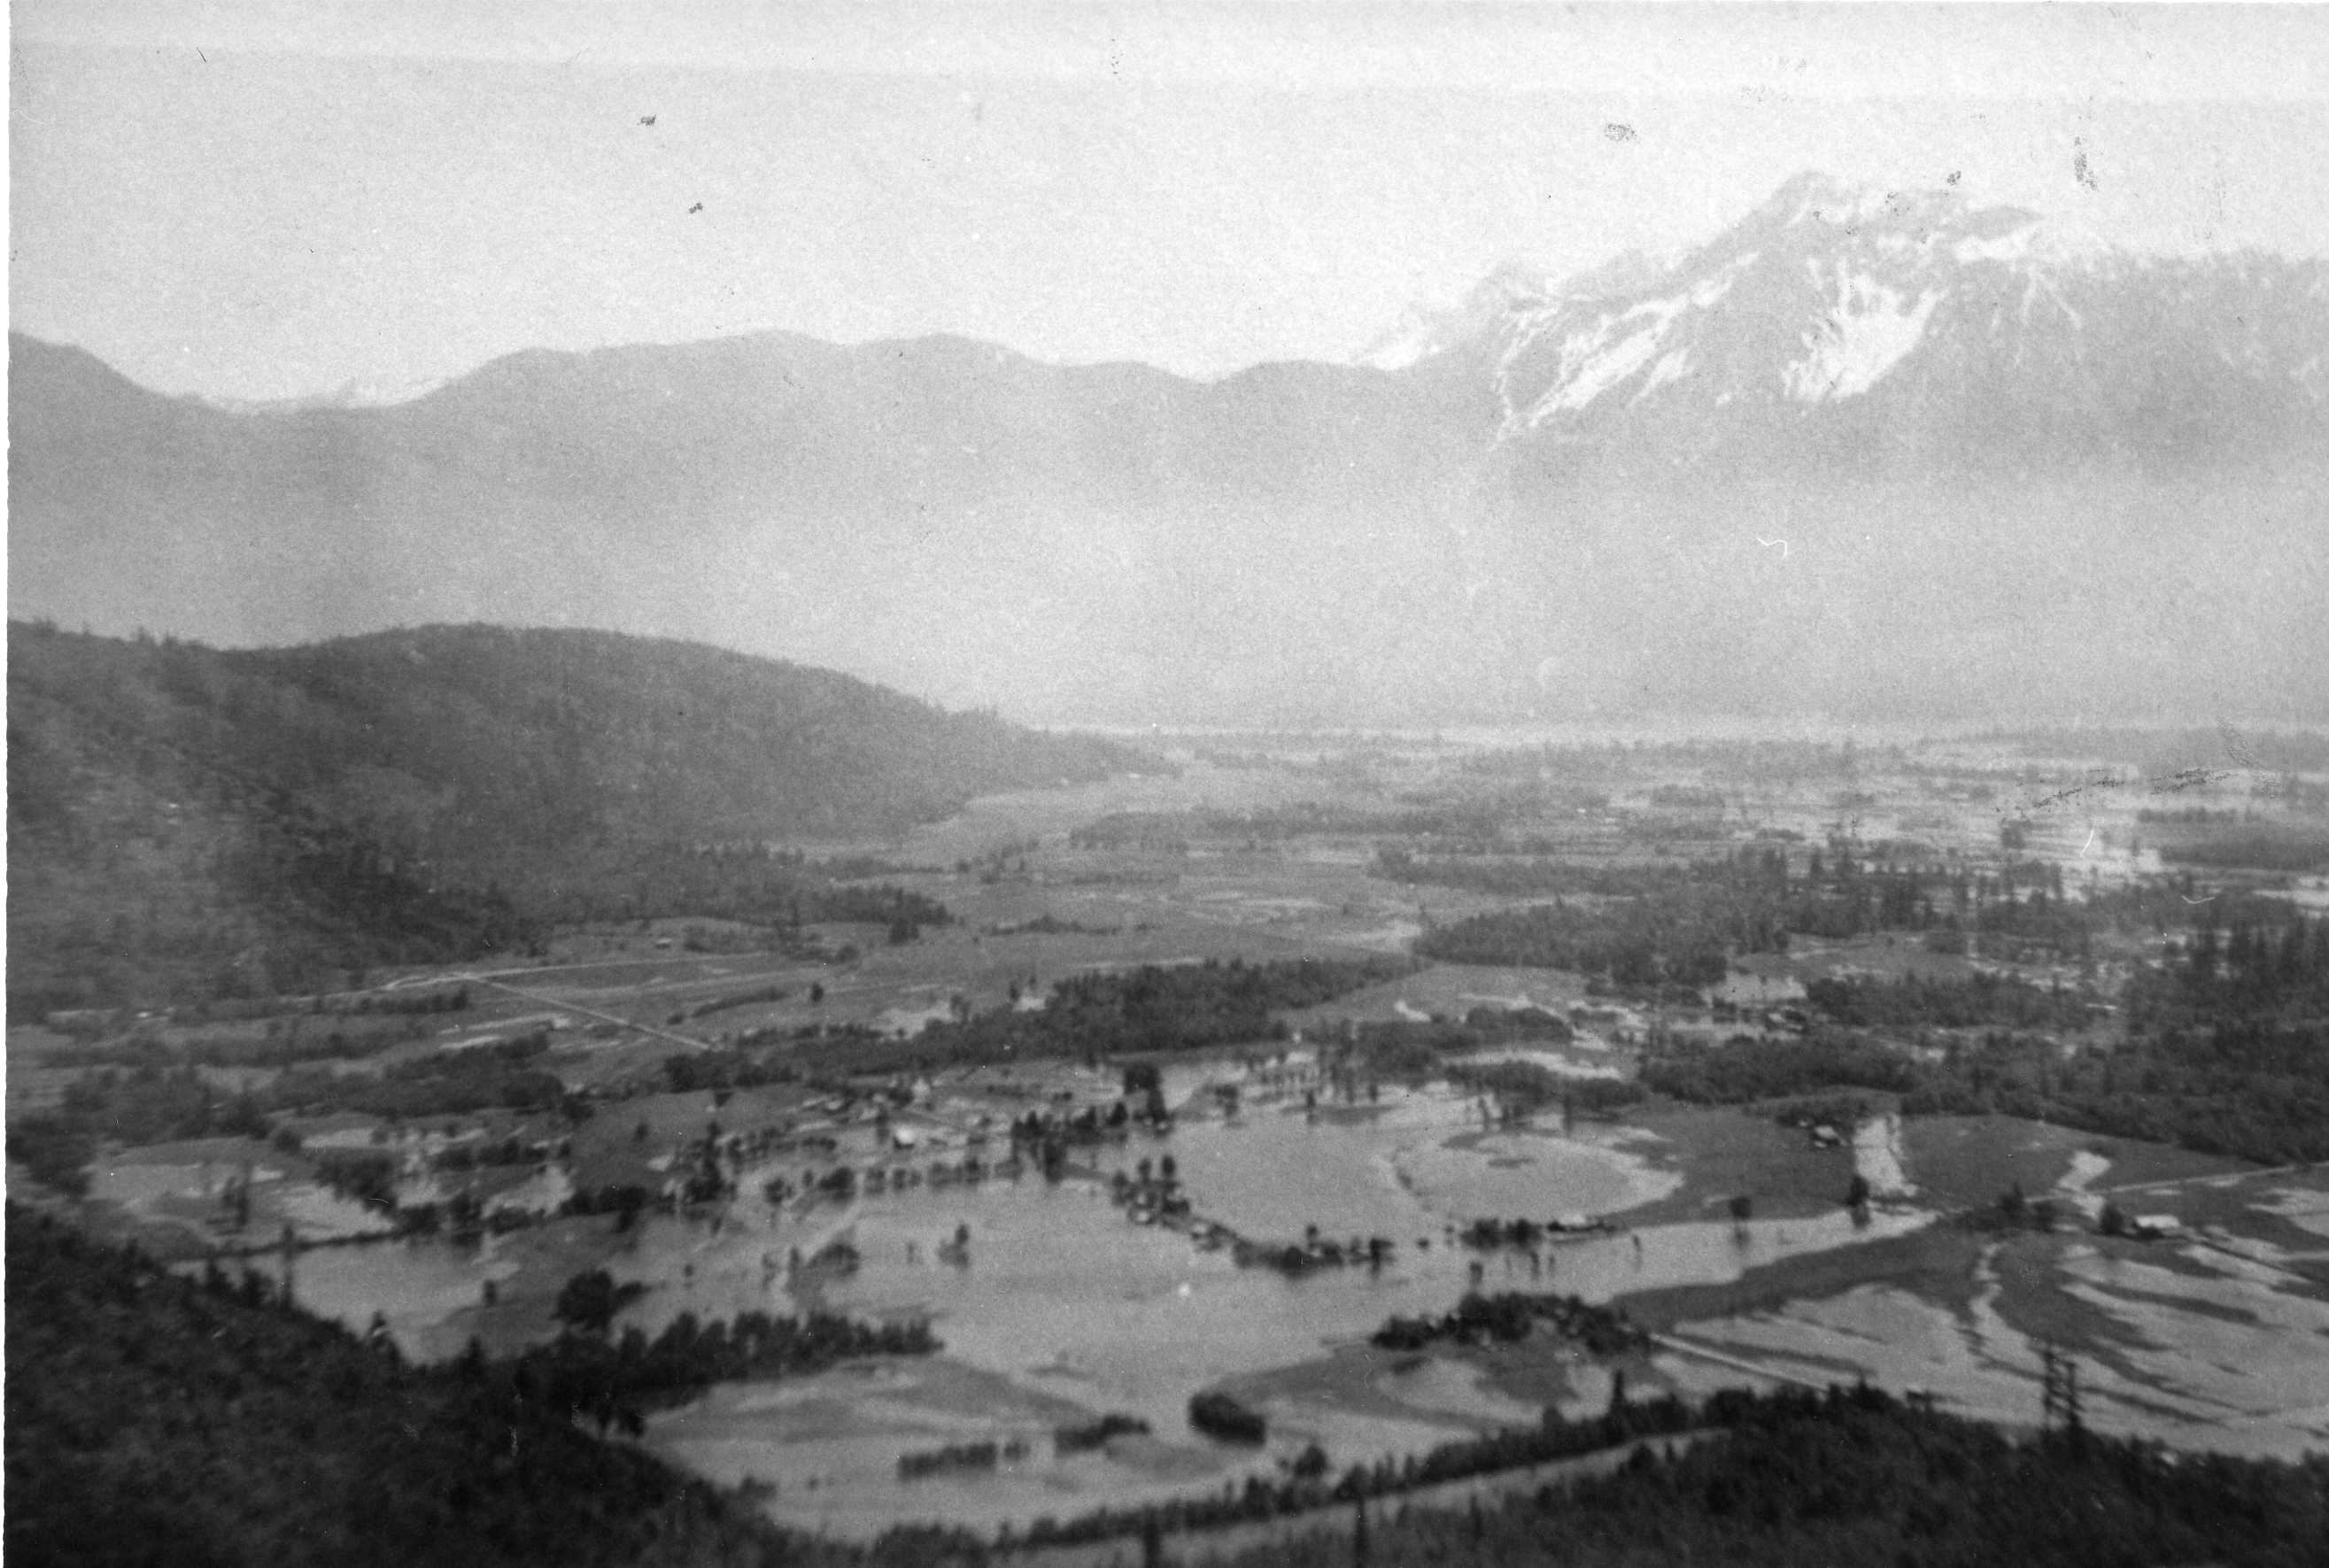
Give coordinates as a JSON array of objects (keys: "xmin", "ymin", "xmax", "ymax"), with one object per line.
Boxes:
[
  {"xmin": 5, "ymin": 620, "xmax": 1148, "ymax": 1013},
  {"xmin": 11, "ymin": 172, "xmax": 2325, "ymax": 725}
]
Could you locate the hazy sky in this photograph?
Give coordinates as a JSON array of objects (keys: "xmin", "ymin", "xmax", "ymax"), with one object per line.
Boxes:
[{"xmin": 14, "ymin": 2, "xmax": 2329, "ymax": 401}]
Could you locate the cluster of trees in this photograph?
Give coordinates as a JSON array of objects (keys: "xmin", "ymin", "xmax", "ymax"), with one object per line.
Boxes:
[
  {"xmin": 1412, "ymin": 863, "xmax": 1774, "ymax": 990},
  {"xmin": 1188, "ymin": 1391, "xmax": 1269, "ymax": 1443},
  {"xmin": 1442, "ymin": 1058, "xmax": 1644, "ymax": 1124},
  {"xmin": 1811, "ymin": 914, "xmax": 2329, "ymax": 1164},
  {"xmin": 527, "ymin": 847, "xmax": 956, "ymax": 934},
  {"xmin": 1234, "ymin": 1232, "xmax": 1399, "ymax": 1277},
  {"xmin": 561, "ymin": 1183, "xmax": 654, "ymax": 1230},
  {"xmin": 2151, "ymin": 911, "xmax": 2329, "ymax": 1021},
  {"xmin": 1017, "ymin": 1381, "xmax": 1702, "ymax": 1552},
  {"xmin": 1457, "ymin": 1216, "xmax": 1619, "ymax": 1249},
  {"xmin": 895, "ymin": 1437, "xmax": 1028, "ymax": 1480},
  {"xmin": 8, "ymin": 1035, "xmax": 576, "ymax": 1199},
  {"xmin": 1373, "ymin": 1291, "xmax": 1646, "ymax": 1356},
  {"xmin": 507, "ymin": 1281, "xmax": 939, "ymax": 1437},
  {"xmin": 874, "ymin": 957, "xmax": 1410, "ymax": 1070},
  {"xmin": 1645, "ymin": 1009, "xmax": 2329, "ymax": 1167},
  {"xmin": 662, "ymin": 1039, "xmax": 832, "ymax": 1093},
  {"xmin": 1337, "ymin": 1008, "xmax": 1582, "ymax": 1084},
  {"xmin": 1804, "ymin": 972, "xmax": 2101, "ymax": 1031},
  {"xmin": 1053, "ymin": 1412, "xmax": 1150, "ymax": 1454},
  {"xmin": 2155, "ymin": 828, "xmax": 2329, "ymax": 874},
  {"xmin": 432, "ymin": 1133, "xmax": 559, "ymax": 1174},
  {"xmin": 1639, "ymin": 1034, "xmax": 1927, "ymax": 1108},
  {"xmin": 670, "ymin": 981, "xmax": 790, "ymax": 1023},
  {"xmin": 1619, "ymin": 908, "xmax": 2329, "ymax": 1166}
]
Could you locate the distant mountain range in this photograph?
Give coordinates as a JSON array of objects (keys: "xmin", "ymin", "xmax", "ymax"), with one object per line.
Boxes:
[{"xmin": 12, "ymin": 173, "xmax": 2325, "ymax": 725}]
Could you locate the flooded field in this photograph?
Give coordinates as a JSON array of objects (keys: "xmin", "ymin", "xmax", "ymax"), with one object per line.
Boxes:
[
  {"xmin": 623, "ymin": 1071, "xmax": 1931, "ymax": 1538},
  {"xmin": 1662, "ymin": 1166, "xmax": 2329, "ymax": 1463},
  {"xmin": 27, "ymin": 727, "xmax": 2329, "ymax": 1549},
  {"xmin": 197, "ymin": 1053, "xmax": 1937, "ymax": 1540}
]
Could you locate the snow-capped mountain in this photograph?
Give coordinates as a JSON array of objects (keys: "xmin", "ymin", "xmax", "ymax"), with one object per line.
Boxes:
[
  {"xmin": 1395, "ymin": 173, "xmax": 2326, "ymax": 470},
  {"xmin": 13, "ymin": 173, "xmax": 2326, "ymax": 727}
]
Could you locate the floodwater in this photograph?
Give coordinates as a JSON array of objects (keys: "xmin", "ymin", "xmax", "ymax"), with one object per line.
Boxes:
[
  {"xmin": 1446, "ymin": 1046, "xmax": 1626, "ymax": 1081},
  {"xmin": 1853, "ymin": 1114, "xmax": 1914, "ymax": 1201},
  {"xmin": 627, "ymin": 1083, "xmax": 1929, "ymax": 1538},
  {"xmin": 226, "ymin": 1235, "xmax": 522, "ymax": 1361},
  {"xmin": 1126, "ymin": 1087, "xmax": 1678, "ymax": 1245},
  {"xmin": 207, "ymin": 1061, "xmax": 1937, "ymax": 1539},
  {"xmin": 1667, "ymin": 1232, "xmax": 2329, "ymax": 1461},
  {"xmin": 96, "ymin": 1159, "xmax": 393, "ymax": 1245}
]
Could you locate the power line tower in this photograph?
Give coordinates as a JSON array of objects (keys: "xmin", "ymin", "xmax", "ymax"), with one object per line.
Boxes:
[{"xmin": 2039, "ymin": 1341, "xmax": 2061, "ymax": 1433}]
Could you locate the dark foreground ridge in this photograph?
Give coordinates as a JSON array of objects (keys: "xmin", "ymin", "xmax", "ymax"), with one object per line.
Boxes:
[
  {"xmin": 12, "ymin": 1207, "xmax": 2326, "ymax": 1568},
  {"xmin": 1197, "ymin": 1384, "xmax": 2329, "ymax": 1568}
]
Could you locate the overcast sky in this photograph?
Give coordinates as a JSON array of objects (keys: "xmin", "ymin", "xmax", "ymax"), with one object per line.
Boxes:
[{"xmin": 14, "ymin": 2, "xmax": 2329, "ymax": 402}]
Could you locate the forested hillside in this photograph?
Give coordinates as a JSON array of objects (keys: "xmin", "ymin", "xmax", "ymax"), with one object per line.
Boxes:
[
  {"xmin": 1, "ymin": 1208, "xmax": 867, "ymax": 1568},
  {"xmin": 6, "ymin": 621, "xmax": 1147, "ymax": 1014},
  {"xmin": 1224, "ymin": 1384, "xmax": 2329, "ymax": 1568}
]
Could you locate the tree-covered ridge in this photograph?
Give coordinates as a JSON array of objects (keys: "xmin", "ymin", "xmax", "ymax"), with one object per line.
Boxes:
[
  {"xmin": 11, "ymin": 620, "xmax": 1148, "ymax": 856},
  {"xmin": 7, "ymin": 621, "xmax": 1150, "ymax": 1012}
]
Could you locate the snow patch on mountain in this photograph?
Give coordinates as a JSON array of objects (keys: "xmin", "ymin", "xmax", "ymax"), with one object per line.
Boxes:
[
  {"xmin": 1532, "ymin": 321, "xmax": 1667, "ymax": 418},
  {"xmin": 1953, "ymin": 220, "xmax": 2112, "ymax": 270},
  {"xmin": 1516, "ymin": 251, "xmax": 1756, "ymax": 422},
  {"xmin": 1355, "ymin": 259, "xmax": 1559, "ymax": 370},
  {"xmin": 1954, "ymin": 225, "xmax": 2040, "ymax": 266},
  {"xmin": 1633, "ymin": 350, "xmax": 1694, "ymax": 405},
  {"xmin": 1784, "ymin": 266, "xmax": 1943, "ymax": 402}
]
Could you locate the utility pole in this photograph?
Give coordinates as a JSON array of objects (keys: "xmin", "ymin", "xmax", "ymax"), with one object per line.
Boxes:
[{"xmin": 2039, "ymin": 1342, "xmax": 2060, "ymax": 1433}]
